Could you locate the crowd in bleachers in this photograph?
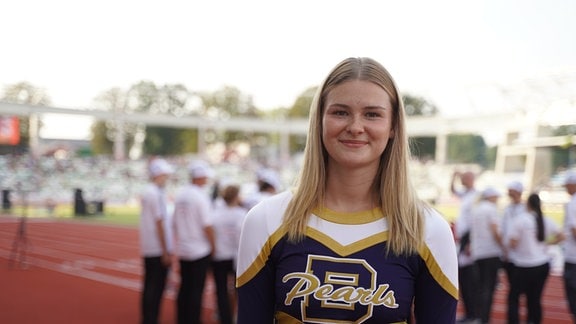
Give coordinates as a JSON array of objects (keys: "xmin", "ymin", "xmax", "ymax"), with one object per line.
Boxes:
[
  {"xmin": 0, "ymin": 154, "xmax": 149, "ymax": 206},
  {"xmin": 0, "ymin": 153, "xmax": 571, "ymax": 213},
  {"xmin": 0, "ymin": 154, "xmax": 293, "ymax": 209}
]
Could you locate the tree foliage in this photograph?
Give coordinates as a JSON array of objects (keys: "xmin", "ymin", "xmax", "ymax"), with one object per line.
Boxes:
[
  {"xmin": 0, "ymin": 82, "xmax": 51, "ymax": 154},
  {"xmin": 198, "ymin": 86, "xmax": 260, "ymax": 145},
  {"xmin": 91, "ymin": 87, "xmax": 135, "ymax": 156},
  {"xmin": 403, "ymin": 94, "xmax": 438, "ymax": 116},
  {"xmin": 144, "ymin": 126, "xmax": 198, "ymax": 155},
  {"xmin": 447, "ymin": 134, "xmax": 487, "ymax": 165},
  {"xmin": 199, "ymin": 86, "xmax": 258, "ymax": 118},
  {"xmin": 410, "ymin": 137, "xmax": 436, "ymax": 161},
  {"xmin": 552, "ymin": 125, "xmax": 576, "ymax": 170},
  {"xmin": 91, "ymin": 81, "xmax": 201, "ymax": 157},
  {"xmin": 1, "ymin": 80, "xmax": 449, "ymax": 161},
  {"xmin": 286, "ymin": 86, "xmax": 316, "ymax": 153},
  {"xmin": 288, "ymin": 86, "xmax": 316, "ymax": 119}
]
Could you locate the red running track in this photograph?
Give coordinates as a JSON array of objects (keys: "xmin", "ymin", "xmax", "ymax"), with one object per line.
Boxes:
[{"xmin": 0, "ymin": 216, "xmax": 572, "ymax": 323}]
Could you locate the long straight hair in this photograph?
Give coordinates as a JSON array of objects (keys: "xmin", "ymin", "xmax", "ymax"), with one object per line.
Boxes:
[
  {"xmin": 282, "ymin": 57, "xmax": 425, "ymax": 255},
  {"xmin": 527, "ymin": 193, "xmax": 545, "ymax": 242}
]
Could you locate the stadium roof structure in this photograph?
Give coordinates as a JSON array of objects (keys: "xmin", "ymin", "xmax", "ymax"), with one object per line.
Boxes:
[{"xmin": 2, "ymin": 101, "xmax": 575, "ymax": 138}]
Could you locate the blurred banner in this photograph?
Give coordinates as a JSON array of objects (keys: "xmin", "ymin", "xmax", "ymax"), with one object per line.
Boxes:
[{"xmin": 0, "ymin": 116, "xmax": 20, "ymax": 145}]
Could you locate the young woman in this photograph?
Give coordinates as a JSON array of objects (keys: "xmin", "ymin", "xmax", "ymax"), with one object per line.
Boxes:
[
  {"xmin": 507, "ymin": 193, "xmax": 565, "ymax": 324},
  {"xmin": 235, "ymin": 57, "xmax": 458, "ymax": 323}
]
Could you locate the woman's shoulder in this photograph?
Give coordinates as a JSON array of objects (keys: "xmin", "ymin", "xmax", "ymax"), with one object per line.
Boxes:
[
  {"xmin": 249, "ymin": 190, "xmax": 293, "ymax": 211},
  {"xmin": 421, "ymin": 206, "xmax": 456, "ymax": 245},
  {"xmin": 422, "ymin": 206, "xmax": 451, "ymax": 231},
  {"xmin": 242, "ymin": 190, "xmax": 293, "ymax": 232}
]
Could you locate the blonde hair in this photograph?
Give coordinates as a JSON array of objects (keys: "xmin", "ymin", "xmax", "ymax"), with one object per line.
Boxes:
[{"xmin": 283, "ymin": 57, "xmax": 425, "ymax": 255}]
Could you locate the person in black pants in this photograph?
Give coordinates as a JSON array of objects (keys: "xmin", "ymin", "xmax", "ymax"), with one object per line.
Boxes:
[
  {"xmin": 142, "ymin": 257, "xmax": 170, "ymax": 324},
  {"xmin": 172, "ymin": 160, "xmax": 216, "ymax": 324},
  {"xmin": 451, "ymin": 171, "xmax": 480, "ymax": 323},
  {"xmin": 177, "ymin": 255, "xmax": 212, "ymax": 323},
  {"xmin": 457, "ymin": 232, "xmax": 479, "ymax": 323},
  {"xmin": 139, "ymin": 158, "xmax": 174, "ymax": 324},
  {"xmin": 507, "ymin": 193, "xmax": 565, "ymax": 323},
  {"xmin": 211, "ymin": 184, "xmax": 247, "ymax": 324}
]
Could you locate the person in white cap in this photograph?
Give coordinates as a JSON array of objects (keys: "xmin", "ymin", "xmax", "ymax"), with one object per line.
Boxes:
[
  {"xmin": 172, "ymin": 159, "xmax": 216, "ymax": 324},
  {"xmin": 470, "ymin": 187, "xmax": 504, "ymax": 324},
  {"xmin": 499, "ymin": 180, "xmax": 527, "ymax": 324},
  {"xmin": 501, "ymin": 181, "xmax": 526, "ymax": 280},
  {"xmin": 139, "ymin": 157, "xmax": 174, "ymax": 324},
  {"xmin": 451, "ymin": 170, "xmax": 480, "ymax": 323},
  {"xmin": 507, "ymin": 192, "xmax": 564, "ymax": 324},
  {"xmin": 243, "ymin": 168, "xmax": 282, "ymax": 210},
  {"xmin": 562, "ymin": 171, "xmax": 576, "ymax": 322}
]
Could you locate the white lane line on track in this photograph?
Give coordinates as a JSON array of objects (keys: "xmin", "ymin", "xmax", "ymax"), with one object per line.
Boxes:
[
  {"xmin": 0, "ymin": 247, "xmax": 178, "ymax": 299},
  {"xmin": 30, "ymin": 247, "xmax": 141, "ymax": 274},
  {"xmin": 0, "ymin": 241, "xmax": 143, "ymax": 275}
]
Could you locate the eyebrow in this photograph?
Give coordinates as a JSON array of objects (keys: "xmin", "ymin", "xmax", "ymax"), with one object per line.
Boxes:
[
  {"xmin": 327, "ymin": 103, "xmax": 389, "ymax": 110},
  {"xmin": 356, "ymin": 105, "xmax": 390, "ymax": 112}
]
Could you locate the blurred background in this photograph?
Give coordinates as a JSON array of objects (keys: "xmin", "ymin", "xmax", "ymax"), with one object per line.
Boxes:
[{"xmin": 0, "ymin": 0, "xmax": 575, "ymax": 221}]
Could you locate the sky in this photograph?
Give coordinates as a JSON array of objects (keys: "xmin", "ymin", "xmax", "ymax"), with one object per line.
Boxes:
[{"xmin": 1, "ymin": 0, "xmax": 575, "ymax": 139}]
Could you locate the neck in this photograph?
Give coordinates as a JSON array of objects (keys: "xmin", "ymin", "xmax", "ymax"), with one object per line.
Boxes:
[{"xmin": 324, "ymin": 165, "xmax": 377, "ymax": 213}]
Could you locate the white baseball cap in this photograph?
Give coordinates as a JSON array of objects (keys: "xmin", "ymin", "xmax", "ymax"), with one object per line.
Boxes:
[
  {"xmin": 258, "ymin": 169, "xmax": 281, "ymax": 191},
  {"xmin": 148, "ymin": 158, "xmax": 174, "ymax": 177},
  {"xmin": 507, "ymin": 181, "xmax": 524, "ymax": 193},
  {"xmin": 565, "ymin": 172, "xmax": 576, "ymax": 185},
  {"xmin": 482, "ymin": 187, "xmax": 501, "ymax": 199},
  {"xmin": 188, "ymin": 160, "xmax": 215, "ymax": 179}
]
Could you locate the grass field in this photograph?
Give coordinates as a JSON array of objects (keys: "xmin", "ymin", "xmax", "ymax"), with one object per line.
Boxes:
[
  {"xmin": 4, "ymin": 201, "xmax": 565, "ymax": 229},
  {"xmin": 3, "ymin": 203, "xmax": 141, "ymax": 226}
]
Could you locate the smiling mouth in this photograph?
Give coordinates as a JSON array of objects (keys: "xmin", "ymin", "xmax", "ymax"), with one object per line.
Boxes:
[{"xmin": 340, "ymin": 139, "xmax": 367, "ymax": 146}]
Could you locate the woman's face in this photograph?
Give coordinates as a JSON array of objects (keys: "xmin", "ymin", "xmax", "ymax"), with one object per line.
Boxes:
[{"xmin": 322, "ymin": 80, "xmax": 394, "ymax": 170}]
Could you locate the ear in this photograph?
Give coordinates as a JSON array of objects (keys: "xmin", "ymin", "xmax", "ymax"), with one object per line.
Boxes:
[{"xmin": 389, "ymin": 129, "xmax": 395, "ymax": 138}]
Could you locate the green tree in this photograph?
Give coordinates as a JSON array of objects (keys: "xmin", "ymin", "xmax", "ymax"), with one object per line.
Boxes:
[
  {"xmin": 92, "ymin": 82, "xmax": 200, "ymax": 157},
  {"xmin": 286, "ymin": 86, "xmax": 316, "ymax": 153},
  {"xmin": 0, "ymin": 82, "xmax": 51, "ymax": 154},
  {"xmin": 135, "ymin": 82, "xmax": 199, "ymax": 155},
  {"xmin": 552, "ymin": 125, "xmax": 576, "ymax": 170},
  {"xmin": 144, "ymin": 126, "xmax": 198, "ymax": 155},
  {"xmin": 90, "ymin": 120, "xmax": 113, "ymax": 155},
  {"xmin": 404, "ymin": 94, "xmax": 438, "ymax": 160},
  {"xmin": 288, "ymin": 86, "xmax": 316, "ymax": 119},
  {"xmin": 447, "ymin": 134, "xmax": 487, "ymax": 165},
  {"xmin": 410, "ymin": 137, "xmax": 436, "ymax": 161},
  {"xmin": 197, "ymin": 85, "xmax": 259, "ymax": 144},
  {"xmin": 91, "ymin": 87, "xmax": 136, "ymax": 157},
  {"xmin": 403, "ymin": 94, "xmax": 438, "ymax": 116}
]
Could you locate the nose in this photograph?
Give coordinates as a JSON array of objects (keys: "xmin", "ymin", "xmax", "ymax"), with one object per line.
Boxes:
[{"xmin": 346, "ymin": 115, "xmax": 364, "ymax": 134}]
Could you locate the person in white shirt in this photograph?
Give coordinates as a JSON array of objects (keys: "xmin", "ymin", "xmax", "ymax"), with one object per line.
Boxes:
[
  {"xmin": 501, "ymin": 181, "xmax": 526, "ymax": 271},
  {"xmin": 507, "ymin": 193, "xmax": 564, "ymax": 324},
  {"xmin": 563, "ymin": 171, "xmax": 576, "ymax": 322},
  {"xmin": 451, "ymin": 170, "xmax": 480, "ymax": 323},
  {"xmin": 211, "ymin": 184, "xmax": 247, "ymax": 324},
  {"xmin": 243, "ymin": 168, "xmax": 281, "ymax": 210},
  {"xmin": 172, "ymin": 160, "xmax": 216, "ymax": 324},
  {"xmin": 499, "ymin": 180, "xmax": 526, "ymax": 322},
  {"xmin": 470, "ymin": 187, "xmax": 504, "ymax": 324},
  {"xmin": 139, "ymin": 158, "xmax": 174, "ymax": 324}
]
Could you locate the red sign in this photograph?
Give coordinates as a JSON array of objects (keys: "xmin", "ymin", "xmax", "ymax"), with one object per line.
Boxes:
[{"xmin": 0, "ymin": 117, "xmax": 20, "ymax": 145}]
